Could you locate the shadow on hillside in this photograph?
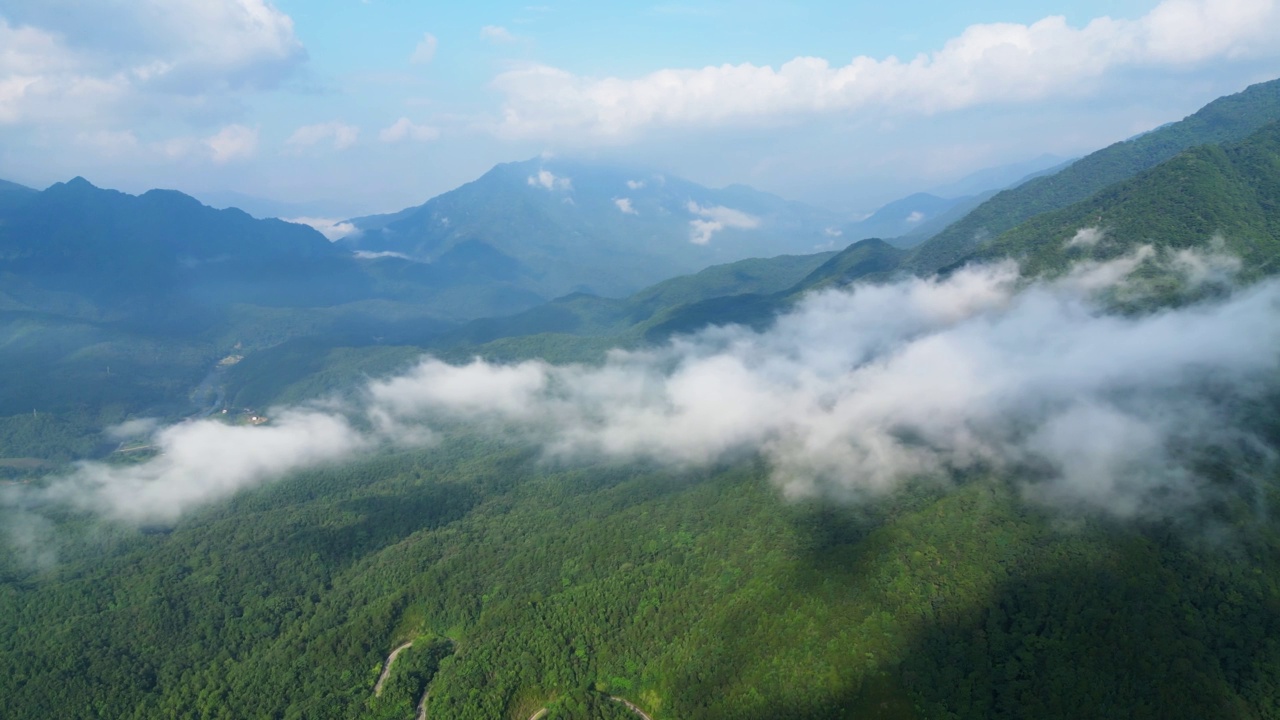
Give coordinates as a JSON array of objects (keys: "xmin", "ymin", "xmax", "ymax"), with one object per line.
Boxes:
[
  {"xmin": 287, "ymin": 483, "xmax": 481, "ymax": 564},
  {"xmin": 699, "ymin": 510, "xmax": 1280, "ymax": 720}
]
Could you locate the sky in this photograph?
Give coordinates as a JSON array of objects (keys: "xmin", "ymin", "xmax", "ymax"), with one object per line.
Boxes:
[{"xmin": 1, "ymin": 0, "xmax": 1279, "ymax": 217}]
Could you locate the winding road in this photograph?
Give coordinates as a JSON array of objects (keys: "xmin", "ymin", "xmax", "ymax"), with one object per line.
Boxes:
[
  {"xmin": 525, "ymin": 695, "xmax": 652, "ymax": 720},
  {"xmin": 609, "ymin": 696, "xmax": 655, "ymax": 720},
  {"xmin": 373, "ymin": 641, "xmax": 414, "ymax": 697}
]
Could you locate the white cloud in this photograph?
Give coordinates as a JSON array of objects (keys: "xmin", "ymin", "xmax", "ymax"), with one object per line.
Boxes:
[
  {"xmin": 10, "ymin": 247, "xmax": 1279, "ymax": 528},
  {"xmin": 527, "ymin": 169, "xmax": 572, "ymax": 190},
  {"xmin": 0, "ymin": 1, "xmax": 304, "ymax": 127},
  {"xmin": 824, "ymin": 227, "xmax": 843, "ymax": 237},
  {"xmin": 687, "ymin": 201, "xmax": 760, "ymax": 244},
  {"xmin": 353, "ymin": 250, "xmax": 412, "ymax": 260},
  {"xmin": 614, "ymin": 197, "xmax": 637, "ymax": 214},
  {"xmin": 378, "ymin": 117, "xmax": 441, "ymax": 143},
  {"xmin": 626, "ymin": 179, "xmax": 645, "ymax": 190},
  {"xmin": 42, "ymin": 409, "xmax": 369, "ymax": 523},
  {"xmin": 286, "ymin": 121, "xmax": 360, "ymax": 151},
  {"xmin": 285, "ymin": 217, "xmax": 357, "ymax": 241},
  {"xmin": 905, "ymin": 210, "xmax": 925, "ymax": 224},
  {"xmin": 481, "ymin": 25, "xmax": 516, "ymax": 43},
  {"xmin": 489, "ymin": 0, "xmax": 1280, "ymax": 141},
  {"xmin": 411, "ymin": 32, "xmax": 438, "ymax": 64},
  {"xmin": 1067, "ymin": 226, "xmax": 1106, "ymax": 247},
  {"xmin": 204, "ymin": 123, "xmax": 258, "ymax": 163}
]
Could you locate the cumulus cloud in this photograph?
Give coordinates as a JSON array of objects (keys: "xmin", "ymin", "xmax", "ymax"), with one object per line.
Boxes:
[
  {"xmin": 379, "ymin": 117, "xmax": 440, "ymax": 143},
  {"xmin": 0, "ymin": 1, "xmax": 304, "ymax": 127},
  {"xmin": 489, "ymin": 0, "xmax": 1280, "ymax": 140},
  {"xmin": 284, "ymin": 217, "xmax": 357, "ymax": 241},
  {"xmin": 286, "ymin": 121, "xmax": 360, "ymax": 151},
  {"xmin": 687, "ymin": 201, "xmax": 761, "ymax": 244},
  {"xmin": 204, "ymin": 123, "xmax": 258, "ymax": 163},
  {"xmin": 6, "ymin": 243, "xmax": 1279, "ymax": 531},
  {"xmin": 527, "ymin": 169, "xmax": 572, "ymax": 191},
  {"xmin": 627, "ymin": 179, "xmax": 646, "ymax": 190},
  {"xmin": 905, "ymin": 211, "xmax": 925, "ymax": 224},
  {"xmin": 411, "ymin": 32, "xmax": 438, "ymax": 64},
  {"xmin": 614, "ymin": 197, "xmax": 637, "ymax": 214},
  {"xmin": 480, "ymin": 25, "xmax": 516, "ymax": 44}
]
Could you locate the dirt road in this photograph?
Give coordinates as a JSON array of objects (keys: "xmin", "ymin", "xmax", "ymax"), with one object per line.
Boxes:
[{"xmin": 373, "ymin": 641, "xmax": 414, "ymax": 697}]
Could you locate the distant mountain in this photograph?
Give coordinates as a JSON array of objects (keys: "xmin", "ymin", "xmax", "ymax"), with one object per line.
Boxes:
[
  {"xmin": 908, "ymin": 77, "xmax": 1280, "ymax": 272},
  {"xmin": 397, "ymin": 112, "xmax": 1280, "ymax": 373},
  {"xmin": 840, "ymin": 193, "xmax": 982, "ymax": 248},
  {"xmin": 193, "ymin": 189, "xmax": 369, "ymax": 222},
  {"xmin": 927, "ymin": 153, "xmax": 1071, "ymax": 198},
  {"xmin": 0, "ymin": 178, "xmax": 37, "ymax": 215},
  {"xmin": 342, "ymin": 157, "xmax": 844, "ymax": 299},
  {"xmin": 839, "ymin": 157, "xmax": 1074, "ymax": 249},
  {"xmin": 0, "ymin": 177, "xmax": 364, "ymax": 312}
]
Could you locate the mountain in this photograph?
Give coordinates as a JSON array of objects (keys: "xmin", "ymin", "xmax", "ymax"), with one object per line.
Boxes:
[
  {"xmin": 0, "ymin": 178, "xmax": 37, "ymax": 214},
  {"xmin": 909, "ymin": 76, "xmax": 1280, "ymax": 272},
  {"xmin": 978, "ymin": 120, "xmax": 1280, "ymax": 284},
  {"xmin": 840, "ymin": 192, "xmax": 986, "ymax": 248},
  {"xmin": 193, "ymin": 189, "xmax": 371, "ymax": 222},
  {"xmin": 8, "ymin": 86, "xmax": 1280, "ymax": 720},
  {"xmin": 342, "ymin": 157, "xmax": 845, "ymax": 300},
  {"xmin": 840, "ymin": 157, "xmax": 1074, "ymax": 249},
  {"xmin": 927, "ymin": 153, "xmax": 1071, "ymax": 198},
  {"xmin": 373, "ymin": 111, "xmax": 1280, "ymax": 378}
]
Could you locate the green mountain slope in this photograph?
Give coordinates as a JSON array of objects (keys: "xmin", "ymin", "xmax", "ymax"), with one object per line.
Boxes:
[
  {"xmin": 908, "ymin": 77, "xmax": 1280, "ymax": 272},
  {"xmin": 978, "ymin": 120, "xmax": 1280, "ymax": 282}
]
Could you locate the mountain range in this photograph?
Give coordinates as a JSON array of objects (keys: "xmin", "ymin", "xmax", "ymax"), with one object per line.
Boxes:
[{"xmin": 5, "ymin": 74, "xmax": 1280, "ymax": 720}]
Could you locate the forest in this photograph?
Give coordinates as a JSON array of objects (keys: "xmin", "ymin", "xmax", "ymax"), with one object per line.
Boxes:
[{"xmin": 4, "ymin": 77, "xmax": 1280, "ymax": 720}]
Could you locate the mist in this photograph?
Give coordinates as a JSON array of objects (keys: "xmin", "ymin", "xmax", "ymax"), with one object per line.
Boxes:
[{"xmin": 6, "ymin": 244, "xmax": 1280, "ymax": 533}]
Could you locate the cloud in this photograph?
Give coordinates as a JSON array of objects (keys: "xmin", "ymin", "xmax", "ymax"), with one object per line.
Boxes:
[
  {"xmin": 614, "ymin": 197, "xmax": 637, "ymax": 214},
  {"xmin": 7, "ymin": 243, "xmax": 1279, "ymax": 530},
  {"xmin": 284, "ymin": 217, "xmax": 357, "ymax": 241},
  {"xmin": 905, "ymin": 211, "xmax": 925, "ymax": 224},
  {"xmin": 203, "ymin": 123, "xmax": 258, "ymax": 163},
  {"xmin": 626, "ymin": 179, "xmax": 646, "ymax": 190},
  {"xmin": 286, "ymin": 121, "xmax": 360, "ymax": 151},
  {"xmin": 353, "ymin": 250, "xmax": 412, "ymax": 260},
  {"xmin": 687, "ymin": 201, "xmax": 760, "ymax": 244},
  {"xmin": 481, "ymin": 25, "xmax": 517, "ymax": 43},
  {"xmin": 378, "ymin": 117, "xmax": 441, "ymax": 143},
  {"xmin": 527, "ymin": 169, "xmax": 572, "ymax": 190},
  {"xmin": 1067, "ymin": 226, "xmax": 1106, "ymax": 247},
  {"xmin": 0, "ymin": 1, "xmax": 304, "ymax": 127},
  {"xmin": 488, "ymin": 0, "xmax": 1280, "ymax": 141},
  {"xmin": 106, "ymin": 418, "xmax": 160, "ymax": 440},
  {"xmin": 411, "ymin": 32, "xmax": 438, "ymax": 64},
  {"xmin": 39, "ymin": 409, "xmax": 370, "ymax": 523}
]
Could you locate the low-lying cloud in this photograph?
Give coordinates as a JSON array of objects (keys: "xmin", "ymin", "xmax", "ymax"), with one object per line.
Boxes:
[
  {"xmin": 687, "ymin": 202, "xmax": 760, "ymax": 244},
  {"xmin": 527, "ymin": 169, "xmax": 571, "ymax": 191},
  {"xmin": 5, "ymin": 244, "xmax": 1279, "ymax": 536},
  {"xmin": 286, "ymin": 216, "xmax": 358, "ymax": 241}
]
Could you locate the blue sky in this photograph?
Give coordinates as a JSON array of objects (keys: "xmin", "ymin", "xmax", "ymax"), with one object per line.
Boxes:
[{"xmin": 1, "ymin": 0, "xmax": 1278, "ymax": 218}]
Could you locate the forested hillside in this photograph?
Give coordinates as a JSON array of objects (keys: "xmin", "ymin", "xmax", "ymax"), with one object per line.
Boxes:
[
  {"xmin": 5, "ymin": 77, "xmax": 1280, "ymax": 720},
  {"xmin": 908, "ymin": 77, "xmax": 1280, "ymax": 272}
]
